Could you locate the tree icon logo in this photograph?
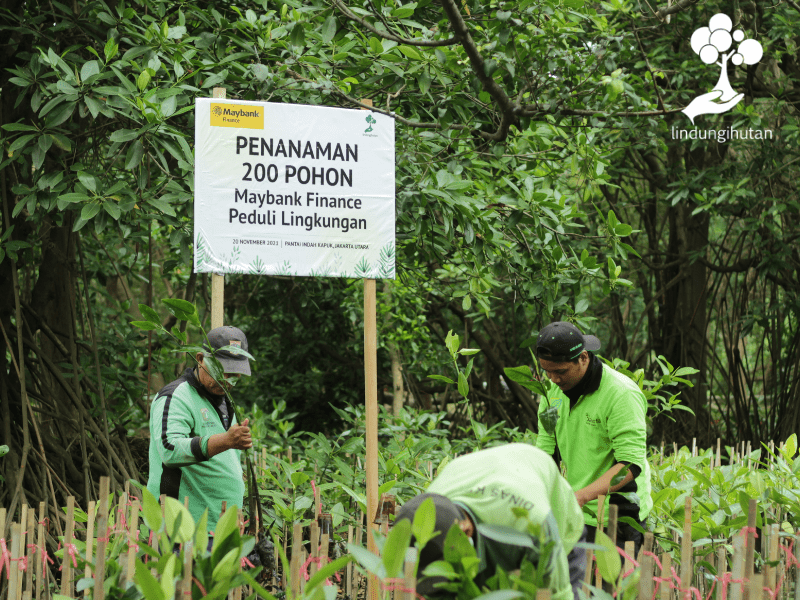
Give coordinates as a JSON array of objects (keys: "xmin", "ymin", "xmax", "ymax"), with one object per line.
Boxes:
[
  {"xmin": 212, "ymin": 106, "xmax": 223, "ymax": 117},
  {"xmin": 365, "ymin": 114, "xmax": 376, "ymax": 133},
  {"xmin": 682, "ymin": 14, "xmax": 763, "ymax": 124}
]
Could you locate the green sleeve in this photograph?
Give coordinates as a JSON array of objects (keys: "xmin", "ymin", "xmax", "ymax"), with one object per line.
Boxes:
[
  {"xmin": 150, "ymin": 391, "xmax": 209, "ymax": 467},
  {"xmin": 606, "ymin": 384, "xmax": 648, "ymax": 469}
]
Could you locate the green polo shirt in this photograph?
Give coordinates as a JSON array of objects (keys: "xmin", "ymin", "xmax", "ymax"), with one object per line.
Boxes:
[
  {"xmin": 427, "ymin": 444, "xmax": 584, "ymax": 600},
  {"xmin": 536, "ymin": 364, "xmax": 652, "ymax": 526}
]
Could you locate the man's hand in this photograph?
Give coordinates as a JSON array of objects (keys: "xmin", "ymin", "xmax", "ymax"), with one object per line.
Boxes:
[
  {"xmin": 207, "ymin": 418, "xmax": 252, "ymax": 457},
  {"xmin": 226, "ymin": 418, "xmax": 252, "ymax": 450}
]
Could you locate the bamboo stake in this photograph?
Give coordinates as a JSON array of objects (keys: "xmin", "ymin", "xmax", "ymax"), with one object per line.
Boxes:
[
  {"xmin": 60, "ymin": 497, "xmax": 75, "ymax": 597},
  {"xmin": 717, "ymin": 439, "xmax": 722, "ymax": 468},
  {"xmin": 346, "ymin": 525, "xmax": 354, "ymax": 598},
  {"xmin": 291, "ymin": 522, "xmax": 303, "ymax": 598},
  {"xmin": 661, "ymin": 553, "xmax": 672, "ymax": 600},
  {"xmin": 181, "ymin": 540, "xmax": 193, "ymax": 598},
  {"xmin": 749, "ymin": 573, "xmax": 763, "ymax": 600},
  {"xmin": 536, "ymin": 589, "xmax": 552, "ymax": 600},
  {"xmin": 731, "ymin": 529, "xmax": 745, "ymax": 600},
  {"xmin": 692, "ymin": 438, "xmax": 697, "ymax": 457},
  {"xmin": 583, "ymin": 543, "xmax": 594, "ymax": 592},
  {"xmin": 125, "ymin": 499, "xmax": 139, "ymax": 585},
  {"xmin": 36, "ymin": 502, "xmax": 45, "ymax": 600},
  {"xmin": 355, "ymin": 513, "xmax": 364, "ymax": 596},
  {"xmin": 639, "ymin": 533, "xmax": 655, "ymax": 600},
  {"xmin": 25, "ymin": 505, "xmax": 34, "ymax": 598},
  {"xmin": 310, "ymin": 518, "xmax": 320, "ymax": 579},
  {"xmin": 766, "ymin": 524, "xmax": 779, "ymax": 592},
  {"xmin": 681, "ymin": 496, "xmax": 693, "ymax": 593},
  {"xmin": 84, "ymin": 500, "xmax": 96, "ymax": 598},
  {"xmin": 743, "ymin": 499, "xmax": 757, "ymax": 600},
  {"xmin": 94, "ymin": 477, "xmax": 111, "ymax": 600},
  {"xmin": 624, "ymin": 540, "xmax": 635, "ymax": 575},
  {"xmin": 10, "ymin": 522, "xmax": 22, "ymax": 599},
  {"xmin": 793, "ymin": 533, "xmax": 800, "ymax": 600},
  {"xmin": 403, "ymin": 558, "xmax": 416, "ymax": 600}
]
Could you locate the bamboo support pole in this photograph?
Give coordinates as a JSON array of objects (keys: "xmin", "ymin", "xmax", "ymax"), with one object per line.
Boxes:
[
  {"xmin": 355, "ymin": 513, "xmax": 364, "ymax": 596},
  {"xmin": 767, "ymin": 524, "xmax": 779, "ymax": 592},
  {"xmin": 346, "ymin": 525, "xmax": 354, "ymax": 598},
  {"xmin": 793, "ymin": 533, "xmax": 800, "ymax": 600},
  {"xmin": 364, "ymin": 274, "xmax": 379, "ymax": 600},
  {"xmin": 403, "ymin": 558, "xmax": 416, "ymax": 600},
  {"xmin": 731, "ymin": 529, "xmax": 745, "ymax": 600},
  {"xmin": 661, "ymin": 553, "xmax": 672, "ymax": 600},
  {"xmin": 36, "ymin": 502, "xmax": 46, "ymax": 600},
  {"xmin": 310, "ymin": 518, "xmax": 320, "ymax": 579},
  {"xmin": 681, "ymin": 496, "xmax": 693, "ymax": 593},
  {"xmin": 291, "ymin": 522, "xmax": 303, "ymax": 598},
  {"xmin": 181, "ymin": 541, "xmax": 193, "ymax": 598},
  {"xmin": 743, "ymin": 499, "xmax": 757, "ymax": 600},
  {"xmin": 125, "ymin": 499, "xmax": 139, "ymax": 586},
  {"xmin": 624, "ymin": 540, "xmax": 635, "ymax": 575},
  {"xmin": 60, "ymin": 496, "xmax": 75, "ymax": 597},
  {"xmin": 639, "ymin": 533, "xmax": 655, "ymax": 600},
  {"xmin": 25, "ymin": 506, "xmax": 34, "ymax": 598},
  {"xmin": 536, "ymin": 589, "xmax": 552, "ymax": 600},
  {"xmin": 749, "ymin": 573, "xmax": 763, "ymax": 600},
  {"xmin": 10, "ymin": 522, "xmax": 22, "ymax": 599},
  {"xmin": 210, "ymin": 87, "xmax": 226, "ymax": 329},
  {"xmin": 84, "ymin": 500, "xmax": 96, "ymax": 597},
  {"xmin": 717, "ymin": 439, "xmax": 722, "ymax": 468},
  {"xmin": 94, "ymin": 477, "xmax": 110, "ymax": 600}
]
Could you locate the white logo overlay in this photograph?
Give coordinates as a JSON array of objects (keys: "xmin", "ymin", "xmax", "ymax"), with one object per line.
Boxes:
[{"xmin": 682, "ymin": 14, "xmax": 763, "ymax": 124}]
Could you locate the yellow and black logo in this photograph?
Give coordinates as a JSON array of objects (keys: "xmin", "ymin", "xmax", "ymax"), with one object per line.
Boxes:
[{"xmin": 210, "ymin": 103, "xmax": 264, "ymax": 129}]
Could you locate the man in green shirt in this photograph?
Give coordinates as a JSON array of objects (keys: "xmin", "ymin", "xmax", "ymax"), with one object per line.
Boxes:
[
  {"xmin": 147, "ymin": 326, "xmax": 253, "ymax": 532},
  {"xmin": 534, "ymin": 321, "xmax": 651, "ymax": 554},
  {"xmin": 395, "ymin": 444, "xmax": 585, "ymax": 600}
]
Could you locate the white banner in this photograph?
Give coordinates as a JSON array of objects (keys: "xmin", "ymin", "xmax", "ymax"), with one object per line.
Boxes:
[{"xmin": 194, "ymin": 99, "xmax": 395, "ymax": 278}]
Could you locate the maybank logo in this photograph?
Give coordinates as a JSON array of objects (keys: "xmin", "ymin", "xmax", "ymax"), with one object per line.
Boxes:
[{"xmin": 210, "ymin": 104, "xmax": 264, "ymax": 129}]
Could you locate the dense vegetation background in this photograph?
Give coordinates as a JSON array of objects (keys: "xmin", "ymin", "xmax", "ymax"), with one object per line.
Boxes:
[{"xmin": 0, "ymin": 0, "xmax": 798, "ymax": 516}]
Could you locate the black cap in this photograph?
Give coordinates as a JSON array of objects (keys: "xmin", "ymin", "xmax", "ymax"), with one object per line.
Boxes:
[
  {"xmin": 535, "ymin": 321, "xmax": 601, "ymax": 362},
  {"xmin": 204, "ymin": 326, "xmax": 252, "ymax": 375},
  {"xmin": 395, "ymin": 493, "xmax": 466, "ymax": 597}
]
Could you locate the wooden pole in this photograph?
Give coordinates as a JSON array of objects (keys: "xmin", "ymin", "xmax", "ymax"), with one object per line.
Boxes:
[
  {"xmin": 25, "ymin": 506, "xmax": 34, "ymax": 598},
  {"xmin": 291, "ymin": 522, "xmax": 303, "ymax": 599},
  {"xmin": 94, "ymin": 477, "xmax": 110, "ymax": 600},
  {"xmin": 743, "ymin": 499, "xmax": 757, "ymax": 600},
  {"xmin": 210, "ymin": 86, "xmax": 226, "ymax": 329},
  {"xmin": 360, "ymin": 96, "xmax": 380, "ymax": 600},
  {"xmin": 10, "ymin": 522, "xmax": 22, "ymax": 599},
  {"xmin": 639, "ymin": 533, "xmax": 655, "ymax": 600},
  {"xmin": 731, "ymin": 530, "xmax": 745, "ymax": 600},
  {"xmin": 60, "ymin": 496, "xmax": 75, "ymax": 597},
  {"xmin": 84, "ymin": 500, "xmax": 96, "ymax": 598},
  {"xmin": 125, "ymin": 500, "xmax": 139, "ymax": 586},
  {"xmin": 36, "ymin": 502, "xmax": 46, "ymax": 600},
  {"xmin": 681, "ymin": 496, "xmax": 693, "ymax": 595},
  {"xmin": 661, "ymin": 553, "xmax": 672, "ymax": 600}
]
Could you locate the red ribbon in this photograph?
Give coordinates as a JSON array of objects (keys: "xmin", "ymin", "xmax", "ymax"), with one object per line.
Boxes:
[
  {"xmin": 58, "ymin": 543, "xmax": 79, "ymax": 571},
  {"xmin": 0, "ymin": 539, "xmax": 11, "ymax": 580}
]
